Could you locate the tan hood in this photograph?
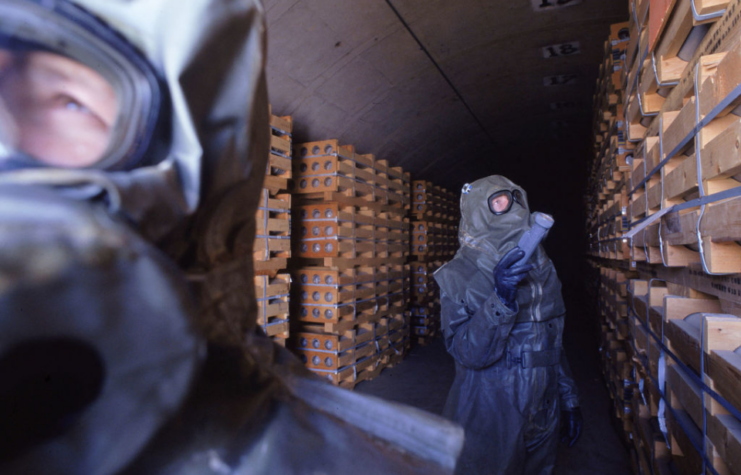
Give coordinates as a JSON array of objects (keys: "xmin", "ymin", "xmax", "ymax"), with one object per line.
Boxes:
[
  {"xmin": 0, "ymin": 0, "xmax": 270, "ymax": 245},
  {"xmin": 459, "ymin": 175, "xmax": 531, "ymax": 260}
]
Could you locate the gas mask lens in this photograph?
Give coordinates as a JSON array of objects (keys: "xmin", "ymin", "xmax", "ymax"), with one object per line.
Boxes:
[
  {"xmin": 0, "ymin": 0, "xmax": 163, "ymax": 171},
  {"xmin": 0, "ymin": 50, "xmax": 119, "ymax": 168},
  {"xmin": 488, "ymin": 189, "xmax": 523, "ymax": 215}
]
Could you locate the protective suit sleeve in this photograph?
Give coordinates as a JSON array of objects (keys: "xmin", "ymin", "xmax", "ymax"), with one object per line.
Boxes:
[
  {"xmin": 440, "ymin": 290, "xmax": 518, "ymax": 370},
  {"xmin": 557, "ymin": 352, "xmax": 580, "ymax": 410}
]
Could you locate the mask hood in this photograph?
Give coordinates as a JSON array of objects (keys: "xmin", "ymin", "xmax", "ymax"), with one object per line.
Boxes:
[
  {"xmin": 459, "ymin": 175, "xmax": 532, "ymax": 260},
  {"xmin": 0, "ymin": 0, "xmax": 270, "ymax": 245}
]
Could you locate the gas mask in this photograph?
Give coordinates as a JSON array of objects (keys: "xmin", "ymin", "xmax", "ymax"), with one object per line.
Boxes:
[
  {"xmin": 487, "ymin": 188, "xmax": 525, "ymax": 215},
  {"xmin": 459, "ymin": 175, "xmax": 534, "ymax": 260},
  {"xmin": 0, "ymin": 0, "xmax": 167, "ymax": 172}
]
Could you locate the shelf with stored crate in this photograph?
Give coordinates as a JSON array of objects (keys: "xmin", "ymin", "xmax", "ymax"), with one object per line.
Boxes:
[
  {"xmin": 637, "ymin": 57, "xmax": 670, "ymax": 117},
  {"xmin": 292, "ymin": 140, "xmax": 409, "ymax": 212},
  {"xmin": 652, "ymin": 0, "xmax": 720, "ymax": 92},
  {"xmin": 626, "ymin": 278, "xmax": 741, "ymax": 432},
  {"xmin": 641, "ymin": 0, "xmax": 741, "ymax": 143},
  {"xmin": 297, "ymin": 202, "xmax": 410, "ymax": 240},
  {"xmin": 410, "ymin": 260, "xmax": 442, "ymax": 276},
  {"xmin": 411, "ymin": 286, "xmax": 437, "ymax": 305},
  {"xmin": 254, "ymin": 191, "xmax": 291, "ymax": 277},
  {"xmin": 270, "ymin": 111, "xmax": 293, "ymax": 138},
  {"xmin": 627, "ymin": 10, "xmax": 641, "ymax": 70},
  {"xmin": 263, "ymin": 112, "xmax": 293, "ymax": 197},
  {"xmin": 631, "ymin": 393, "xmax": 672, "ymax": 474},
  {"xmin": 410, "ymin": 300, "xmax": 440, "ymax": 314},
  {"xmin": 625, "ymin": 27, "xmax": 651, "ymax": 143},
  {"xmin": 411, "ymin": 180, "xmax": 431, "ymax": 193},
  {"xmin": 302, "ymin": 347, "xmax": 381, "ymax": 387},
  {"xmin": 254, "ymin": 274, "xmax": 290, "ymax": 339},
  {"xmin": 293, "ymin": 201, "xmax": 409, "ymax": 263},
  {"xmin": 268, "ymin": 146, "xmax": 292, "ymax": 180},
  {"xmin": 268, "ymin": 111, "xmax": 292, "ymax": 177},
  {"xmin": 296, "ymin": 336, "xmax": 381, "ymax": 373},
  {"xmin": 374, "ymin": 158, "xmax": 411, "ymax": 198},
  {"xmin": 661, "ymin": 315, "xmax": 741, "ymax": 475},
  {"xmin": 622, "ymin": 42, "xmax": 741, "ymax": 271},
  {"xmin": 293, "ymin": 313, "xmax": 408, "ymax": 388},
  {"xmin": 294, "ymin": 265, "xmax": 409, "ymax": 307},
  {"xmin": 294, "ymin": 322, "xmax": 380, "ymax": 356},
  {"xmin": 294, "ymin": 291, "xmax": 407, "ymax": 334}
]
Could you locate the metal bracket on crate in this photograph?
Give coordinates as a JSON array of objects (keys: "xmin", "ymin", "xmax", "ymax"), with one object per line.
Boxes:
[
  {"xmin": 269, "ymin": 124, "xmax": 292, "ymax": 138},
  {"xmin": 637, "ymin": 89, "xmax": 659, "ymax": 118},
  {"xmin": 632, "ymin": 0, "xmax": 639, "ymax": 28},
  {"xmin": 269, "ymin": 150, "xmax": 291, "ymax": 160},
  {"xmin": 657, "ymin": 220, "xmax": 668, "ymax": 267},
  {"xmin": 261, "ymin": 275, "xmax": 268, "ymax": 335},
  {"xmin": 625, "ymin": 65, "xmax": 741, "ymax": 240},
  {"xmin": 640, "ymin": 0, "xmax": 650, "ymax": 27},
  {"xmin": 628, "ymin": 304, "xmax": 741, "ymax": 475},
  {"xmin": 692, "ymin": 62, "xmax": 725, "ymax": 276},
  {"xmin": 626, "ymin": 42, "xmax": 651, "ymax": 102},
  {"xmin": 651, "ymin": 52, "xmax": 680, "ymax": 88},
  {"xmin": 690, "ymin": 0, "xmax": 726, "ymax": 23},
  {"xmin": 262, "ymin": 189, "xmax": 270, "ymax": 261}
]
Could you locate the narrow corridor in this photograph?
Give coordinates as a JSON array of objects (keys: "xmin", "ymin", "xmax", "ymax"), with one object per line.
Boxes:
[{"xmin": 356, "ymin": 335, "xmax": 632, "ymax": 475}]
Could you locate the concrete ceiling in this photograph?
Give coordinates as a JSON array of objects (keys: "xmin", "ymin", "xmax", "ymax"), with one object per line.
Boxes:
[{"xmin": 264, "ymin": 0, "xmax": 627, "ymax": 192}]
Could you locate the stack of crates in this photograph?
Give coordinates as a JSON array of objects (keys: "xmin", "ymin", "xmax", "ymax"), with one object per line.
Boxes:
[
  {"xmin": 436, "ymin": 186, "xmax": 460, "ymax": 258},
  {"xmin": 253, "ymin": 110, "xmax": 293, "ymax": 346},
  {"xmin": 288, "ymin": 139, "xmax": 412, "ymax": 389},
  {"xmin": 588, "ymin": 21, "xmax": 632, "ymax": 260},
  {"xmin": 588, "ymin": 7, "xmax": 741, "ymax": 474},
  {"xmin": 409, "ymin": 181, "xmax": 459, "ymax": 344}
]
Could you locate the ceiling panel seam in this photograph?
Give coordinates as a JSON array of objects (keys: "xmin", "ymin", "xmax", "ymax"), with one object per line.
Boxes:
[{"xmin": 383, "ymin": 0, "xmax": 496, "ymax": 148}]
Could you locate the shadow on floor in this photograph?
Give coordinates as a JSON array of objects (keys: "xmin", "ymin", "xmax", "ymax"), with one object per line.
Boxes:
[{"xmin": 355, "ymin": 336, "xmax": 632, "ymax": 474}]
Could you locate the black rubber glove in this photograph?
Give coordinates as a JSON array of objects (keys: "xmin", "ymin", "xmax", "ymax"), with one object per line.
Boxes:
[
  {"xmin": 560, "ymin": 408, "xmax": 583, "ymax": 447},
  {"xmin": 492, "ymin": 247, "xmax": 533, "ymax": 309}
]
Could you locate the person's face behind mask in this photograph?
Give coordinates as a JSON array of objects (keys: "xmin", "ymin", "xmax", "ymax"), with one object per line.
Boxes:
[{"xmin": 0, "ymin": 49, "xmax": 119, "ymax": 168}]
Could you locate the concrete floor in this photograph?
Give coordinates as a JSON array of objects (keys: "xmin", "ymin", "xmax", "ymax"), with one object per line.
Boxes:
[{"xmin": 355, "ymin": 333, "xmax": 632, "ymax": 475}]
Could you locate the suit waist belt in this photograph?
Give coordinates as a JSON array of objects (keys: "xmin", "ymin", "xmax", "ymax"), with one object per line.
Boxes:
[{"xmin": 508, "ymin": 348, "xmax": 561, "ymax": 369}]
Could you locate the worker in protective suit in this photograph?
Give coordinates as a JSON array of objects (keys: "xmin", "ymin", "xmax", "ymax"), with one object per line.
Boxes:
[
  {"xmin": 434, "ymin": 175, "xmax": 582, "ymax": 475},
  {"xmin": 0, "ymin": 1, "xmax": 464, "ymax": 474}
]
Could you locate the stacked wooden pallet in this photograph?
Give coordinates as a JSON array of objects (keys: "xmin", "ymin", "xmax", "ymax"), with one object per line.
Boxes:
[
  {"xmin": 254, "ymin": 111, "xmax": 293, "ymax": 346},
  {"xmin": 588, "ymin": 21, "xmax": 632, "ymax": 260},
  {"xmin": 588, "ymin": 4, "xmax": 741, "ymax": 474},
  {"xmin": 409, "ymin": 181, "xmax": 460, "ymax": 344},
  {"xmin": 289, "ymin": 140, "xmax": 412, "ymax": 389}
]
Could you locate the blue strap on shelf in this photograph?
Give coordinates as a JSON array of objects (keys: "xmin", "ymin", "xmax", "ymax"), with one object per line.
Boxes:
[
  {"xmin": 624, "ymin": 60, "xmax": 741, "ymax": 246},
  {"xmin": 691, "ymin": 0, "xmax": 726, "ymax": 22},
  {"xmin": 625, "ymin": 277, "xmax": 741, "ymax": 474},
  {"xmin": 621, "ymin": 182, "xmax": 741, "ymax": 240},
  {"xmin": 626, "ymin": 41, "xmax": 650, "ymax": 104},
  {"xmin": 628, "ymin": 286, "xmax": 741, "ymax": 421},
  {"xmin": 637, "ymin": 89, "xmax": 659, "ymax": 118},
  {"xmin": 629, "ymin": 304, "xmax": 741, "ymax": 475},
  {"xmin": 652, "ymin": 52, "xmax": 681, "ymax": 88},
  {"xmin": 627, "ymin": 314, "xmax": 717, "ymax": 475},
  {"xmin": 629, "ymin": 305, "xmax": 741, "ymax": 423},
  {"xmin": 630, "ymin": 64, "xmax": 741, "ymax": 197}
]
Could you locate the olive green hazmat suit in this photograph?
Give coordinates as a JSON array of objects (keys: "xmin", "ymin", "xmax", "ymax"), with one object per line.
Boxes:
[{"xmin": 434, "ymin": 175, "xmax": 580, "ymax": 475}]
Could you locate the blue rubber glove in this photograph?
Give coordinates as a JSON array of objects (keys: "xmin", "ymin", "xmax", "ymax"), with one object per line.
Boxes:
[
  {"xmin": 493, "ymin": 247, "xmax": 533, "ymax": 309},
  {"xmin": 560, "ymin": 408, "xmax": 583, "ymax": 447}
]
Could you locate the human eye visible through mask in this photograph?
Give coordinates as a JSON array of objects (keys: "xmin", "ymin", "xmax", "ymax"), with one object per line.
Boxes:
[{"xmin": 0, "ymin": 49, "xmax": 119, "ymax": 168}]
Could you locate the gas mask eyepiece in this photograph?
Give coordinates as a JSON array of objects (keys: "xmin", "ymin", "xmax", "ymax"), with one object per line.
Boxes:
[
  {"xmin": 487, "ymin": 189, "xmax": 524, "ymax": 215},
  {"xmin": 0, "ymin": 0, "xmax": 165, "ymax": 171}
]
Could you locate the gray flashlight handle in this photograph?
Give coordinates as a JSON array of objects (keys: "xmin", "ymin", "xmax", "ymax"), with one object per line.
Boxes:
[{"xmin": 516, "ymin": 212, "xmax": 554, "ymax": 266}]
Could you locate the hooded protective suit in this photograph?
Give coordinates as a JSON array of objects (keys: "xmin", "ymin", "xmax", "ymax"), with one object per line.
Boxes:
[
  {"xmin": 0, "ymin": 1, "xmax": 463, "ymax": 474},
  {"xmin": 434, "ymin": 175, "xmax": 580, "ymax": 475}
]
